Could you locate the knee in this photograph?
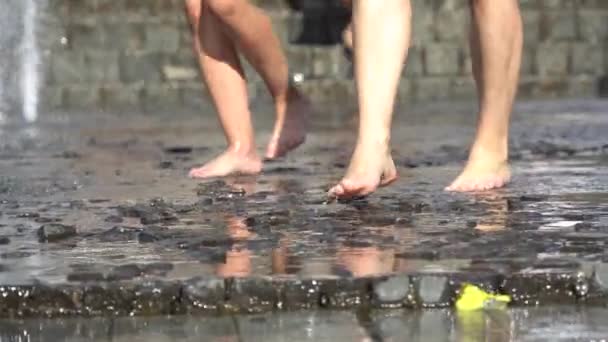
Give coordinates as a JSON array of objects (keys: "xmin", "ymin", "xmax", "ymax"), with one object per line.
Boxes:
[{"xmin": 206, "ymin": 0, "xmax": 239, "ymax": 18}]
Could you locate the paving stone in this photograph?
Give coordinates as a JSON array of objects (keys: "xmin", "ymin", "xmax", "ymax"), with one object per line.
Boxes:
[
  {"xmin": 372, "ymin": 275, "xmax": 412, "ymax": 308},
  {"xmin": 237, "ymin": 311, "xmax": 371, "ymax": 342},
  {"xmin": 181, "ymin": 277, "xmax": 226, "ymax": 314}
]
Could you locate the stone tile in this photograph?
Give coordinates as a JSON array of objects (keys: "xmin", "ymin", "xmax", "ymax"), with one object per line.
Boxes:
[{"xmin": 237, "ymin": 311, "xmax": 370, "ymax": 342}]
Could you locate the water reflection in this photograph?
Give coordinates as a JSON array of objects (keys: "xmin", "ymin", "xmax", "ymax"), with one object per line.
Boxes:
[
  {"xmin": 214, "ymin": 177, "xmax": 399, "ymax": 278},
  {"xmin": 216, "ymin": 217, "xmax": 253, "ymax": 278},
  {"xmin": 6, "ymin": 306, "xmax": 608, "ymax": 341},
  {"xmin": 473, "ymin": 193, "xmax": 509, "ymax": 232},
  {"xmin": 210, "ymin": 180, "xmax": 524, "ymax": 278}
]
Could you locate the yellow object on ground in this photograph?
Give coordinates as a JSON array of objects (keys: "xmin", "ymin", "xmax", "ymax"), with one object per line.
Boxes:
[{"xmin": 455, "ymin": 284, "xmax": 511, "ymax": 311}]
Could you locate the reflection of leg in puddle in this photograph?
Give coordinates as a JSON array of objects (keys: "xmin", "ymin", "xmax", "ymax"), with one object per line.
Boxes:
[
  {"xmin": 216, "ymin": 216, "xmax": 252, "ymax": 278},
  {"xmin": 446, "ymin": 0, "xmax": 522, "ymax": 192},
  {"xmin": 183, "ymin": 0, "xmax": 309, "ymax": 179},
  {"xmin": 336, "ymin": 247, "xmax": 395, "ymax": 277}
]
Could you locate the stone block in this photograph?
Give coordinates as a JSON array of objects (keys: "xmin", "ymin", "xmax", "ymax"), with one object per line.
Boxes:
[
  {"xmin": 539, "ymin": 0, "xmax": 577, "ymax": 9},
  {"xmin": 50, "ymin": 53, "xmax": 87, "ymax": 84},
  {"xmin": 120, "ymin": 51, "xmax": 164, "ymax": 83},
  {"xmin": 572, "ymin": 43, "xmax": 605, "ymax": 75},
  {"xmin": 310, "ymin": 47, "xmax": 345, "ymax": 78},
  {"xmin": 536, "ymin": 43, "xmax": 570, "ymax": 76},
  {"xmin": 84, "ymin": 51, "xmax": 120, "ymax": 82},
  {"xmin": 237, "ymin": 311, "xmax": 370, "ymax": 342},
  {"xmin": 412, "ymin": 77, "xmax": 451, "ymax": 102},
  {"xmin": 100, "ymin": 84, "xmax": 142, "ymax": 108},
  {"xmin": 145, "ymin": 25, "xmax": 181, "ymax": 52},
  {"xmin": 129, "ymin": 281, "xmax": 180, "ymax": 316},
  {"xmin": 102, "ymin": 23, "xmax": 145, "ymax": 51},
  {"xmin": 522, "ymin": 11, "xmax": 541, "ymax": 44},
  {"xmin": 540, "ymin": 10, "xmax": 577, "ymax": 41},
  {"xmin": 69, "ymin": 23, "xmax": 105, "ymax": 50},
  {"xmin": 395, "ymin": 79, "xmax": 413, "ymax": 105},
  {"xmin": 318, "ymin": 277, "xmax": 370, "ymax": 309},
  {"xmin": 225, "ymin": 277, "xmax": 277, "ymax": 314},
  {"xmin": 285, "ymin": 46, "xmax": 314, "ymax": 77},
  {"xmin": 450, "ymin": 77, "xmax": 477, "ymax": 100},
  {"xmin": 372, "ymin": 275, "xmax": 412, "ymax": 308},
  {"xmin": 404, "ymin": 47, "xmax": 424, "ymax": 77},
  {"xmin": 142, "ymin": 84, "xmax": 182, "ymax": 112},
  {"xmin": 111, "ymin": 316, "xmax": 237, "ymax": 342},
  {"xmin": 275, "ymin": 278, "xmax": 324, "ymax": 311},
  {"xmin": 162, "ymin": 65, "xmax": 198, "ymax": 81},
  {"xmin": 413, "ymin": 274, "xmax": 451, "ymax": 307},
  {"xmin": 502, "ymin": 268, "xmax": 584, "ymax": 305},
  {"xmin": 578, "ymin": 11, "xmax": 608, "ymax": 43},
  {"xmin": 181, "ymin": 277, "xmax": 225, "ymax": 314},
  {"xmin": 41, "ymin": 86, "xmax": 65, "ymax": 109},
  {"xmin": 567, "ymin": 75, "xmax": 598, "ymax": 97},
  {"xmin": 435, "ymin": 7, "xmax": 468, "ymax": 42},
  {"xmin": 411, "ymin": 2, "xmax": 435, "ymax": 45},
  {"xmin": 65, "ymin": 85, "xmax": 101, "ymax": 108},
  {"xmin": 298, "ymin": 79, "xmax": 355, "ymax": 103},
  {"xmin": 425, "ymin": 44, "xmax": 460, "ymax": 76},
  {"xmin": 180, "ymin": 82, "xmax": 212, "ymax": 109},
  {"xmin": 81, "ymin": 284, "xmax": 135, "ymax": 316}
]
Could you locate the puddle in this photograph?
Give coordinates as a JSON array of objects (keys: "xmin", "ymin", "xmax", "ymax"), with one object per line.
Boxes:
[
  {"xmin": 0, "ymin": 101, "xmax": 606, "ymax": 316},
  {"xmin": 1, "ymin": 306, "xmax": 608, "ymax": 341}
]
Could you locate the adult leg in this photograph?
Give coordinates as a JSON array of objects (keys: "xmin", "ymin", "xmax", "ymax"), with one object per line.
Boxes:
[
  {"xmin": 328, "ymin": 0, "xmax": 411, "ymax": 199},
  {"xmin": 186, "ymin": 0, "xmax": 262, "ymax": 178},
  {"xmin": 205, "ymin": 0, "xmax": 309, "ymax": 159},
  {"xmin": 446, "ymin": 0, "xmax": 523, "ymax": 191}
]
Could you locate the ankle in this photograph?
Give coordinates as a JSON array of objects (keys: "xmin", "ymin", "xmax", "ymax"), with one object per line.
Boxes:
[
  {"xmin": 357, "ymin": 132, "xmax": 391, "ymax": 149},
  {"xmin": 274, "ymin": 86, "xmax": 301, "ymax": 108},
  {"xmin": 227, "ymin": 142, "xmax": 257, "ymax": 157},
  {"xmin": 469, "ymin": 141, "xmax": 508, "ymax": 164}
]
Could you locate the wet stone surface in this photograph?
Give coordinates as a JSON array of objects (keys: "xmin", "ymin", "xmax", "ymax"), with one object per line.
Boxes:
[
  {"xmin": 2, "ymin": 306, "xmax": 608, "ymax": 341},
  {"xmin": 0, "ymin": 100, "xmax": 607, "ymax": 317}
]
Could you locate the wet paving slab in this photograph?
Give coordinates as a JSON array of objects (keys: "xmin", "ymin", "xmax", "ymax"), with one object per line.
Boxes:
[
  {"xmin": 2, "ymin": 306, "xmax": 608, "ymax": 341},
  {"xmin": 0, "ymin": 100, "xmax": 607, "ymax": 318}
]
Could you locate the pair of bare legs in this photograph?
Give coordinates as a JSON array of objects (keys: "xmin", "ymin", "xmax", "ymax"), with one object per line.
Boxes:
[
  {"xmin": 186, "ymin": 0, "xmax": 522, "ymax": 199},
  {"xmin": 184, "ymin": 0, "xmax": 309, "ymax": 179},
  {"xmin": 328, "ymin": 0, "xmax": 523, "ymax": 198}
]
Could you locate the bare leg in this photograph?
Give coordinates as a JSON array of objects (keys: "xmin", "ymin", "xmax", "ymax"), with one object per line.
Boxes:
[
  {"xmin": 328, "ymin": 0, "xmax": 411, "ymax": 199},
  {"xmin": 205, "ymin": 0, "xmax": 309, "ymax": 159},
  {"xmin": 186, "ymin": 0, "xmax": 262, "ymax": 178},
  {"xmin": 341, "ymin": 0, "xmax": 353, "ymax": 51},
  {"xmin": 446, "ymin": 0, "xmax": 523, "ymax": 192}
]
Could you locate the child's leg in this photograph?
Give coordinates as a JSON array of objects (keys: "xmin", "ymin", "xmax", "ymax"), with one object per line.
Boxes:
[
  {"xmin": 328, "ymin": 0, "xmax": 411, "ymax": 199},
  {"xmin": 204, "ymin": 0, "xmax": 309, "ymax": 159},
  {"xmin": 446, "ymin": 0, "xmax": 522, "ymax": 192},
  {"xmin": 186, "ymin": 0, "xmax": 262, "ymax": 178}
]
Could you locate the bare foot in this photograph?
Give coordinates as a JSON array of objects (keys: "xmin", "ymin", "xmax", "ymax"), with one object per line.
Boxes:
[
  {"xmin": 328, "ymin": 143, "xmax": 398, "ymax": 200},
  {"xmin": 446, "ymin": 149, "xmax": 511, "ymax": 192},
  {"xmin": 189, "ymin": 149, "xmax": 262, "ymax": 179},
  {"xmin": 265, "ymin": 89, "xmax": 310, "ymax": 159}
]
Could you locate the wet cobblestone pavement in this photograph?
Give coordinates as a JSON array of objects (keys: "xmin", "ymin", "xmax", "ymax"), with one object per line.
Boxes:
[{"xmin": 0, "ymin": 100, "xmax": 607, "ymax": 318}]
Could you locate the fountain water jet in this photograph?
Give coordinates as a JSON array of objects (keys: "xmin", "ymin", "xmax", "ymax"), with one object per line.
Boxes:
[
  {"xmin": 0, "ymin": 0, "xmax": 43, "ymax": 124},
  {"xmin": 21, "ymin": 0, "xmax": 41, "ymax": 123}
]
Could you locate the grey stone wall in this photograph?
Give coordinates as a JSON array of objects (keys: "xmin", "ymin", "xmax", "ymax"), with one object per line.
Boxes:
[{"xmin": 40, "ymin": 0, "xmax": 608, "ymax": 111}]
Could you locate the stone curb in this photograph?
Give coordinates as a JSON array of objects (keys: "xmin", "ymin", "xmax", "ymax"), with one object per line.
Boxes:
[{"xmin": 0, "ymin": 265, "xmax": 606, "ymax": 318}]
